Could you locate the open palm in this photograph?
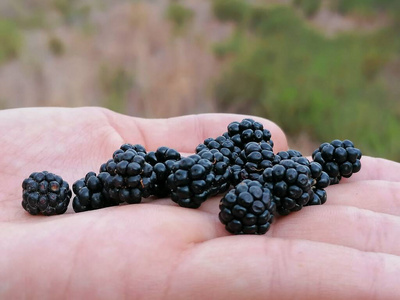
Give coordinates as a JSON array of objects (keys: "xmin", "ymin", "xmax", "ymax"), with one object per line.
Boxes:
[{"xmin": 1, "ymin": 107, "xmax": 399, "ymax": 299}]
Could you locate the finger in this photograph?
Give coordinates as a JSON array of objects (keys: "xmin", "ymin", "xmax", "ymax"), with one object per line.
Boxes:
[
  {"xmin": 324, "ymin": 181, "xmax": 400, "ymax": 216},
  {"xmin": 108, "ymin": 111, "xmax": 288, "ymax": 153},
  {"xmin": 166, "ymin": 237, "xmax": 400, "ymax": 300},
  {"xmin": 183, "ymin": 179, "xmax": 400, "ymax": 220},
  {"xmin": 340, "ymin": 156, "xmax": 400, "ymax": 182},
  {"xmin": 303, "ymin": 155, "xmax": 400, "ymax": 183},
  {"xmin": 270, "ymin": 205, "xmax": 400, "ymax": 256},
  {"xmin": 194, "ymin": 194, "xmax": 400, "ymax": 255}
]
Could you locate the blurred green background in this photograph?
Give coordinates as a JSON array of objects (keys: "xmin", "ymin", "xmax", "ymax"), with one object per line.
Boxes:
[{"xmin": 0, "ymin": 0, "xmax": 399, "ymax": 160}]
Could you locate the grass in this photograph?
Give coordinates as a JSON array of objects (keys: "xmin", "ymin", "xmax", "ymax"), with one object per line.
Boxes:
[{"xmin": 211, "ymin": 1, "xmax": 400, "ymax": 160}]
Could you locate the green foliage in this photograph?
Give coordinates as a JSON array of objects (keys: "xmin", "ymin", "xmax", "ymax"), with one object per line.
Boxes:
[
  {"xmin": 331, "ymin": 0, "xmax": 400, "ymax": 15},
  {"xmin": 99, "ymin": 66, "xmax": 134, "ymax": 113},
  {"xmin": 0, "ymin": 19, "xmax": 22, "ymax": 64},
  {"xmin": 249, "ymin": 5, "xmax": 305, "ymax": 35},
  {"xmin": 293, "ymin": 0, "xmax": 321, "ymax": 17},
  {"xmin": 166, "ymin": 2, "xmax": 194, "ymax": 31},
  {"xmin": 212, "ymin": 0, "xmax": 250, "ymax": 24},
  {"xmin": 213, "ymin": 5, "xmax": 400, "ymax": 160}
]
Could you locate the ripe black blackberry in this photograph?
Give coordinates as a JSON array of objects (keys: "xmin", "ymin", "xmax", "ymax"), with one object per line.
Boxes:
[
  {"xmin": 223, "ymin": 118, "xmax": 274, "ymax": 150},
  {"xmin": 22, "ymin": 171, "xmax": 71, "ymax": 216},
  {"xmin": 196, "ymin": 135, "xmax": 241, "ymax": 164},
  {"xmin": 72, "ymin": 172, "xmax": 117, "ymax": 213},
  {"xmin": 275, "ymin": 149, "xmax": 303, "ymax": 161},
  {"xmin": 312, "ymin": 139, "xmax": 362, "ymax": 184},
  {"xmin": 232, "ymin": 141, "xmax": 276, "ymax": 185},
  {"xmin": 275, "ymin": 150, "xmax": 330, "ymax": 206},
  {"xmin": 145, "ymin": 146, "xmax": 181, "ymax": 197},
  {"xmin": 167, "ymin": 154, "xmax": 214, "ymax": 208},
  {"xmin": 102, "ymin": 144, "xmax": 155, "ymax": 204},
  {"xmin": 306, "ymin": 188, "xmax": 328, "ymax": 206},
  {"xmin": 197, "ymin": 148, "xmax": 231, "ymax": 196},
  {"xmin": 219, "ymin": 179, "xmax": 276, "ymax": 235},
  {"xmin": 261, "ymin": 159, "xmax": 314, "ymax": 215}
]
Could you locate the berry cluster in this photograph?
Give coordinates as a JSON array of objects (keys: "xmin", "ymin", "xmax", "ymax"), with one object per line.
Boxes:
[
  {"xmin": 21, "ymin": 118, "xmax": 362, "ymax": 236},
  {"xmin": 22, "ymin": 171, "xmax": 71, "ymax": 216}
]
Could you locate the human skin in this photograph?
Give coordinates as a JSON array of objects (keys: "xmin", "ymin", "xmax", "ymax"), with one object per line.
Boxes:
[{"xmin": 0, "ymin": 107, "xmax": 399, "ymax": 299}]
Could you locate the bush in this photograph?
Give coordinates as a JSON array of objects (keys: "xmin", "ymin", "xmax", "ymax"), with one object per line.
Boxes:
[
  {"xmin": 331, "ymin": 0, "xmax": 400, "ymax": 16},
  {"xmin": 212, "ymin": 0, "xmax": 250, "ymax": 24},
  {"xmin": 166, "ymin": 3, "xmax": 194, "ymax": 31},
  {"xmin": 213, "ymin": 5, "xmax": 400, "ymax": 160},
  {"xmin": 249, "ymin": 5, "xmax": 304, "ymax": 35},
  {"xmin": 99, "ymin": 66, "xmax": 134, "ymax": 113},
  {"xmin": 293, "ymin": 0, "xmax": 321, "ymax": 17},
  {"xmin": 0, "ymin": 20, "xmax": 22, "ymax": 64}
]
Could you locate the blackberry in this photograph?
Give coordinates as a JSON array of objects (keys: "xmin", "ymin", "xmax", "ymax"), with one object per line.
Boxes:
[
  {"xmin": 102, "ymin": 144, "xmax": 155, "ymax": 204},
  {"xmin": 223, "ymin": 118, "xmax": 274, "ymax": 150},
  {"xmin": 275, "ymin": 149, "xmax": 303, "ymax": 161},
  {"xmin": 312, "ymin": 139, "xmax": 362, "ymax": 184},
  {"xmin": 120, "ymin": 143, "xmax": 147, "ymax": 154},
  {"xmin": 146, "ymin": 146, "xmax": 181, "ymax": 197},
  {"xmin": 196, "ymin": 135, "xmax": 240, "ymax": 164},
  {"xmin": 22, "ymin": 171, "xmax": 71, "ymax": 216},
  {"xmin": 72, "ymin": 172, "xmax": 117, "ymax": 213},
  {"xmin": 197, "ymin": 148, "xmax": 231, "ymax": 196},
  {"xmin": 275, "ymin": 150, "xmax": 330, "ymax": 206},
  {"xmin": 307, "ymin": 188, "xmax": 327, "ymax": 206},
  {"xmin": 167, "ymin": 154, "xmax": 214, "ymax": 208},
  {"xmin": 261, "ymin": 159, "xmax": 314, "ymax": 215},
  {"xmin": 232, "ymin": 141, "xmax": 276, "ymax": 185},
  {"xmin": 219, "ymin": 179, "xmax": 276, "ymax": 235}
]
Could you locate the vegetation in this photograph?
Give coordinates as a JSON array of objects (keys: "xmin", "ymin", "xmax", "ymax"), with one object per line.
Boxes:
[
  {"xmin": 212, "ymin": 0, "xmax": 250, "ymax": 24},
  {"xmin": 330, "ymin": 0, "xmax": 400, "ymax": 16},
  {"xmin": 211, "ymin": 1, "xmax": 400, "ymax": 160},
  {"xmin": 0, "ymin": 20, "xmax": 22, "ymax": 64},
  {"xmin": 48, "ymin": 36, "xmax": 65, "ymax": 56},
  {"xmin": 166, "ymin": 2, "xmax": 194, "ymax": 32},
  {"xmin": 293, "ymin": 0, "xmax": 321, "ymax": 17},
  {"xmin": 99, "ymin": 66, "xmax": 134, "ymax": 113}
]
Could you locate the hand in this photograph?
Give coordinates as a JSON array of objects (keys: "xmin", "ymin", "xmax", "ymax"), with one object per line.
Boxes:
[{"xmin": 0, "ymin": 107, "xmax": 399, "ymax": 299}]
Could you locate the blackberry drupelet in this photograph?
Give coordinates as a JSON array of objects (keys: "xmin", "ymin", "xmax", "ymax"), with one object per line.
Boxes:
[
  {"xmin": 167, "ymin": 154, "xmax": 214, "ymax": 208},
  {"xmin": 261, "ymin": 159, "xmax": 314, "ymax": 215},
  {"xmin": 223, "ymin": 118, "xmax": 274, "ymax": 150},
  {"xmin": 72, "ymin": 172, "xmax": 117, "ymax": 213},
  {"xmin": 103, "ymin": 144, "xmax": 155, "ymax": 204},
  {"xmin": 219, "ymin": 179, "xmax": 276, "ymax": 235},
  {"xmin": 232, "ymin": 141, "xmax": 276, "ymax": 185},
  {"xmin": 312, "ymin": 139, "xmax": 362, "ymax": 184},
  {"xmin": 146, "ymin": 146, "xmax": 181, "ymax": 197},
  {"xmin": 22, "ymin": 171, "xmax": 71, "ymax": 216}
]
